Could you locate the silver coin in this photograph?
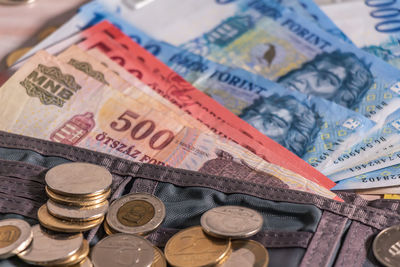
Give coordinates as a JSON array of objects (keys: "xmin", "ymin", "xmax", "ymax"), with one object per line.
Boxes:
[
  {"xmin": 0, "ymin": 0, "xmax": 35, "ymax": 5},
  {"xmin": 18, "ymin": 225, "xmax": 83, "ymax": 265},
  {"xmin": 45, "ymin": 162, "xmax": 112, "ymax": 196},
  {"xmin": 373, "ymin": 224, "xmax": 400, "ymax": 267},
  {"xmin": 0, "ymin": 219, "xmax": 33, "ymax": 259},
  {"xmin": 47, "ymin": 199, "xmax": 109, "ymax": 221},
  {"xmin": 91, "ymin": 233, "xmax": 154, "ymax": 267},
  {"xmin": 201, "ymin": 206, "xmax": 263, "ymax": 239},
  {"xmin": 106, "ymin": 193, "xmax": 165, "ymax": 235}
]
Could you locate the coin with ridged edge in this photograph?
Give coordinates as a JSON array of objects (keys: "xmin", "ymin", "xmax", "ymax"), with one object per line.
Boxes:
[
  {"xmin": 106, "ymin": 193, "xmax": 165, "ymax": 235},
  {"xmin": 151, "ymin": 246, "xmax": 167, "ymax": 267},
  {"xmin": 165, "ymin": 226, "xmax": 231, "ymax": 267},
  {"xmin": 0, "ymin": 219, "xmax": 32, "ymax": 259},
  {"xmin": 0, "ymin": 0, "xmax": 35, "ymax": 5},
  {"xmin": 38, "ymin": 205, "xmax": 104, "ymax": 233},
  {"xmin": 91, "ymin": 233, "xmax": 154, "ymax": 267},
  {"xmin": 46, "ymin": 186, "xmax": 110, "ymax": 207},
  {"xmin": 18, "ymin": 225, "xmax": 83, "ymax": 266},
  {"xmin": 373, "ymin": 224, "xmax": 400, "ymax": 267},
  {"xmin": 220, "ymin": 240, "xmax": 269, "ymax": 267},
  {"xmin": 45, "ymin": 163, "xmax": 112, "ymax": 197},
  {"xmin": 47, "ymin": 199, "xmax": 109, "ymax": 222},
  {"xmin": 201, "ymin": 206, "xmax": 263, "ymax": 239}
]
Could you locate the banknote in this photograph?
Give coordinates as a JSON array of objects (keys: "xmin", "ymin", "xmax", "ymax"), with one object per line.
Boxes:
[
  {"xmin": 75, "ymin": 29, "xmax": 338, "ymax": 190},
  {"xmin": 333, "ymin": 163, "xmax": 400, "ymax": 191},
  {"xmin": 357, "ymin": 187, "xmax": 400, "ymax": 195},
  {"xmin": 15, "ymin": 0, "xmax": 349, "ymax": 65},
  {"xmin": 86, "ymin": 20, "xmax": 376, "ymax": 174},
  {"xmin": 322, "ymin": 1, "xmax": 400, "ymax": 69},
  {"xmin": 0, "ymin": 50, "xmax": 338, "ymax": 199}
]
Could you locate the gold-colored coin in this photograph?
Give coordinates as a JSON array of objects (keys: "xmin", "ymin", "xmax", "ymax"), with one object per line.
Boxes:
[
  {"xmin": 48, "ymin": 239, "xmax": 89, "ymax": 267},
  {"xmin": 117, "ymin": 200, "xmax": 155, "ymax": 227},
  {"xmin": 37, "ymin": 205, "xmax": 104, "ymax": 233},
  {"xmin": 0, "ymin": 225, "xmax": 21, "ymax": 248},
  {"xmin": 152, "ymin": 246, "xmax": 167, "ymax": 267},
  {"xmin": 46, "ymin": 186, "xmax": 110, "ymax": 207},
  {"xmin": 6, "ymin": 47, "xmax": 31, "ymax": 67},
  {"xmin": 103, "ymin": 220, "xmax": 117, "ymax": 236},
  {"xmin": 165, "ymin": 226, "xmax": 231, "ymax": 267},
  {"xmin": 37, "ymin": 26, "xmax": 58, "ymax": 42},
  {"xmin": 0, "ymin": 0, "xmax": 35, "ymax": 5},
  {"xmin": 220, "ymin": 240, "xmax": 268, "ymax": 267},
  {"xmin": 67, "ymin": 257, "xmax": 93, "ymax": 267}
]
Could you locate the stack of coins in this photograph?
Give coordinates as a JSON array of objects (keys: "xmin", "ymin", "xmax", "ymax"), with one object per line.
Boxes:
[
  {"xmin": 18, "ymin": 225, "xmax": 92, "ymax": 266},
  {"xmin": 104, "ymin": 193, "xmax": 165, "ymax": 236},
  {"xmin": 38, "ymin": 162, "xmax": 112, "ymax": 233},
  {"xmin": 165, "ymin": 206, "xmax": 269, "ymax": 267}
]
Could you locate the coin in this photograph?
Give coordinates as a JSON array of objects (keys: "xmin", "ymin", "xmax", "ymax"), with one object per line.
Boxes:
[
  {"xmin": 106, "ymin": 193, "xmax": 165, "ymax": 235},
  {"xmin": 220, "ymin": 240, "xmax": 269, "ymax": 267},
  {"xmin": 46, "ymin": 186, "xmax": 111, "ymax": 207},
  {"xmin": 151, "ymin": 246, "xmax": 167, "ymax": 267},
  {"xmin": 91, "ymin": 233, "xmax": 154, "ymax": 267},
  {"xmin": 47, "ymin": 199, "xmax": 109, "ymax": 222},
  {"xmin": 68, "ymin": 257, "xmax": 93, "ymax": 267},
  {"xmin": 45, "ymin": 162, "xmax": 112, "ymax": 196},
  {"xmin": 165, "ymin": 226, "xmax": 231, "ymax": 267},
  {"xmin": 18, "ymin": 225, "xmax": 83, "ymax": 266},
  {"xmin": 49, "ymin": 239, "xmax": 89, "ymax": 266},
  {"xmin": 6, "ymin": 47, "xmax": 32, "ymax": 67},
  {"xmin": 37, "ymin": 204, "xmax": 104, "ymax": 233},
  {"xmin": 0, "ymin": 0, "xmax": 35, "ymax": 5},
  {"xmin": 201, "ymin": 206, "xmax": 263, "ymax": 239},
  {"xmin": 0, "ymin": 219, "xmax": 32, "ymax": 259},
  {"xmin": 37, "ymin": 26, "xmax": 58, "ymax": 42},
  {"xmin": 102, "ymin": 220, "xmax": 117, "ymax": 236},
  {"xmin": 373, "ymin": 224, "xmax": 400, "ymax": 267}
]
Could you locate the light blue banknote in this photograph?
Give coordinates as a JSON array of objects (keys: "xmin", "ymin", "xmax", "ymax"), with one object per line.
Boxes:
[
  {"xmin": 324, "ymin": 108, "xmax": 400, "ymax": 178},
  {"xmin": 333, "ymin": 163, "xmax": 400, "ymax": 191},
  {"xmin": 322, "ymin": 1, "xmax": 400, "ymax": 69},
  {"xmin": 46, "ymin": 2, "xmax": 375, "ymax": 172}
]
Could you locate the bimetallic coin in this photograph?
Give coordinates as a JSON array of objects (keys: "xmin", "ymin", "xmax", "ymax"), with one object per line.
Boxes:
[
  {"xmin": 47, "ymin": 199, "xmax": 109, "ymax": 222},
  {"xmin": 0, "ymin": 219, "xmax": 32, "ymax": 259},
  {"xmin": 373, "ymin": 224, "xmax": 400, "ymax": 267},
  {"xmin": 0, "ymin": 0, "xmax": 35, "ymax": 5},
  {"xmin": 151, "ymin": 246, "xmax": 167, "ymax": 267},
  {"xmin": 6, "ymin": 47, "xmax": 31, "ymax": 67},
  {"xmin": 220, "ymin": 240, "xmax": 269, "ymax": 267},
  {"xmin": 91, "ymin": 233, "xmax": 154, "ymax": 267},
  {"xmin": 45, "ymin": 163, "xmax": 112, "ymax": 196},
  {"xmin": 106, "ymin": 193, "xmax": 165, "ymax": 235},
  {"xmin": 18, "ymin": 225, "xmax": 83, "ymax": 266},
  {"xmin": 46, "ymin": 186, "xmax": 110, "ymax": 207},
  {"xmin": 38, "ymin": 205, "xmax": 104, "ymax": 233},
  {"xmin": 165, "ymin": 226, "xmax": 231, "ymax": 267},
  {"xmin": 201, "ymin": 206, "xmax": 263, "ymax": 239}
]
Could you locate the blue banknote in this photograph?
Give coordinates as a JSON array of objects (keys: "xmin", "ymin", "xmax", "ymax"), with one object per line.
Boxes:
[
  {"xmin": 33, "ymin": 2, "xmax": 375, "ymax": 173},
  {"xmin": 333, "ymin": 163, "xmax": 400, "ymax": 191},
  {"xmin": 322, "ymin": 1, "xmax": 400, "ymax": 69}
]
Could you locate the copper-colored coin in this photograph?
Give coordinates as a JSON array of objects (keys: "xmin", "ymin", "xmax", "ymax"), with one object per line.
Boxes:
[
  {"xmin": 6, "ymin": 47, "xmax": 32, "ymax": 67},
  {"xmin": 46, "ymin": 186, "xmax": 110, "ymax": 207},
  {"xmin": 49, "ymin": 239, "xmax": 89, "ymax": 266},
  {"xmin": 152, "ymin": 246, "xmax": 167, "ymax": 267},
  {"xmin": 117, "ymin": 200, "xmax": 155, "ymax": 227},
  {"xmin": 37, "ymin": 205, "xmax": 103, "ymax": 233},
  {"xmin": 220, "ymin": 240, "xmax": 268, "ymax": 267},
  {"xmin": 165, "ymin": 226, "xmax": 231, "ymax": 267}
]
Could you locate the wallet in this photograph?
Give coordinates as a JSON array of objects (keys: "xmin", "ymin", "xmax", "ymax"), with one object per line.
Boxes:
[{"xmin": 0, "ymin": 130, "xmax": 399, "ymax": 267}]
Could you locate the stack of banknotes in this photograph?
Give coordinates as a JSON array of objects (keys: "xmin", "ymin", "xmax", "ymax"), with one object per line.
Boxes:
[{"xmin": 3, "ymin": 0, "xmax": 400, "ymax": 198}]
